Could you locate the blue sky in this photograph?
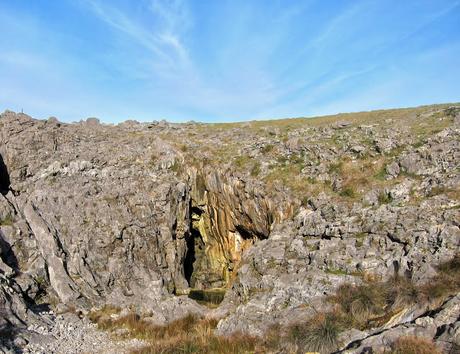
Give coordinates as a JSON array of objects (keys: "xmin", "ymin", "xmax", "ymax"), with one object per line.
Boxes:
[{"xmin": 0, "ymin": 0, "xmax": 459, "ymax": 123}]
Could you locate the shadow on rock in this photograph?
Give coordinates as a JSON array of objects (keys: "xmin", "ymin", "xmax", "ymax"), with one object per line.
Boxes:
[
  {"xmin": 0, "ymin": 154, "xmax": 10, "ymax": 195},
  {"xmin": 0, "ymin": 322, "xmax": 25, "ymax": 354},
  {"xmin": 0, "ymin": 231, "xmax": 19, "ymax": 272}
]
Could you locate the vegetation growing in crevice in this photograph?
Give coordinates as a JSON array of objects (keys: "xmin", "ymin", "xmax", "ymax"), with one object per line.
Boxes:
[{"xmin": 0, "ymin": 214, "xmax": 14, "ymax": 226}]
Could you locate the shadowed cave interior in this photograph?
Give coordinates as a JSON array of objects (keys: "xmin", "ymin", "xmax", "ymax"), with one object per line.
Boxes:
[{"xmin": 0, "ymin": 154, "xmax": 10, "ymax": 195}]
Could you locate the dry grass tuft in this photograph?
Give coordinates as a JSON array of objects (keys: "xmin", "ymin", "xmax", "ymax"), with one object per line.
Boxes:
[
  {"xmin": 332, "ymin": 282, "xmax": 387, "ymax": 328},
  {"xmin": 421, "ymin": 254, "xmax": 460, "ymax": 301},
  {"xmin": 287, "ymin": 311, "xmax": 342, "ymax": 353},
  {"xmin": 89, "ymin": 311, "xmax": 260, "ymax": 354},
  {"xmin": 388, "ymin": 336, "xmax": 441, "ymax": 354}
]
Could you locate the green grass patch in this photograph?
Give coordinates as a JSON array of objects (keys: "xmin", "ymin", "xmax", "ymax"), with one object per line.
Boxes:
[
  {"xmin": 250, "ymin": 161, "xmax": 261, "ymax": 177},
  {"xmin": 339, "ymin": 186, "xmax": 357, "ymax": 198},
  {"xmin": 261, "ymin": 144, "xmax": 274, "ymax": 154},
  {"xmin": 378, "ymin": 191, "xmax": 392, "ymax": 204},
  {"xmin": 0, "ymin": 214, "xmax": 14, "ymax": 226},
  {"xmin": 328, "ymin": 161, "xmax": 344, "ymax": 174}
]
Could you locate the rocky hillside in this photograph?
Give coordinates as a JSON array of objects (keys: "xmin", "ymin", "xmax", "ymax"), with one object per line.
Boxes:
[{"xmin": 0, "ymin": 104, "xmax": 459, "ymax": 353}]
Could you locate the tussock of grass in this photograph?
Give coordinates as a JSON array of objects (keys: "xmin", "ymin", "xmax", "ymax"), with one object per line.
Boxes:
[
  {"xmin": 339, "ymin": 186, "xmax": 357, "ymax": 198},
  {"xmin": 260, "ymin": 144, "xmax": 274, "ymax": 154},
  {"xmin": 333, "ymin": 282, "xmax": 386, "ymax": 328},
  {"xmin": 378, "ymin": 190, "xmax": 392, "ymax": 204},
  {"xmin": 287, "ymin": 312, "xmax": 342, "ymax": 353},
  {"xmin": 421, "ymin": 254, "xmax": 460, "ymax": 301},
  {"xmin": 250, "ymin": 161, "xmax": 261, "ymax": 177},
  {"xmin": 388, "ymin": 336, "xmax": 441, "ymax": 354}
]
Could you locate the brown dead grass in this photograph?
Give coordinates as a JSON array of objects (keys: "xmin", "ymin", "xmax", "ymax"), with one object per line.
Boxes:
[
  {"xmin": 89, "ymin": 311, "xmax": 261, "ymax": 354},
  {"xmin": 388, "ymin": 336, "xmax": 442, "ymax": 354}
]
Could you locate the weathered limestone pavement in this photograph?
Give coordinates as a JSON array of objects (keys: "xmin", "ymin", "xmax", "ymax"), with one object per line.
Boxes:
[{"xmin": 0, "ymin": 104, "xmax": 459, "ymax": 353}]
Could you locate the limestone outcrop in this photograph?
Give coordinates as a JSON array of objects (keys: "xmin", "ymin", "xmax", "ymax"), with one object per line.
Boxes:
[
  {"xmin": 0, "ymin": 104, "xmax": 459, "ymax": 353},
  {"xmin": 186, "ymin": 169, "xmax": 293, "ymax": 289}
]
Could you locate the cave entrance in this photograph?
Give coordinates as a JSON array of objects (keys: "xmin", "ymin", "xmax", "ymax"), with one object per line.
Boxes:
[
  {"xmin": 183, "ymin": 214, "xmax": 204, "ymax": 286},
  {"xmin": 0, "ymin": 154, "xmax": 10, "ymax": 195},
  {"xmin": 183, "ymin": 204, "xmax": 261, "ymax": 292},
  {"xmin": 183, "ymin": 206, "xmax": 209, "ymax": 288},
  {"xmin": 183, "ymin": 205, "xmax": 227, "ymax": 306}
]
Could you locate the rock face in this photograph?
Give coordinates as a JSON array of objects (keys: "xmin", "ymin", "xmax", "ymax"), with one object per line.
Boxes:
[
  {"xmin": 0, "ymin": 104, "xmax": 459, "ymax": 353},
  {"xmin": 186, "ymin": 169, "xmax": 293, "ymax": 289}
]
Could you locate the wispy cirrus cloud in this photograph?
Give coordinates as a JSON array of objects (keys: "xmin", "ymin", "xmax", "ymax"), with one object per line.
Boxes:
[
  {"xmin": 0, "ymin": 0, "xmax": 459, "ymax": 123},
  {"xmin": 81, "ymin": 0, "xmax": 192, "ymax": 74}
]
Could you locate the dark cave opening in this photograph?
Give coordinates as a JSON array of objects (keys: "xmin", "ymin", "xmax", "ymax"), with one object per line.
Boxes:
[
  {"xmin": 182, "ymin": 199, "xmax": 266, "ymax": 294},
  {"xmin": 0, "ymin": 154, "xmax": 10, "ymax": 195},
  {"xmin": 184, "ymin": 206, "xmax": 205, "ymax": 287},
  {"xmin": 235, "ymin": 224, "xmax": 256, "ymax": 240},
  {"xmin": 184, "ymin": 227, "xmax": 199, "ymax": 286}
]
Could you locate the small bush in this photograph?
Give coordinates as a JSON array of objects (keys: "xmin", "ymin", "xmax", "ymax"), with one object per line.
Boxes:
[
  {"xmin": 437, "ymin": 253, "xmax": 460, "ymax": 274},
  {"xmin": 354, "ymin": 232, "xmax": 367, "ymax": 247},
  {"xmin": 427, "ymin": 186, "xmax": 449, "ymax": 197},
  {"xmin": 422, "ymin": 254, "xmax": 460, "ymax": 301},
  {"xmin": 233, "ymin": 155, "xmax": 252, "ymax": 168},
  {"xmin": 374, "ymin": 165, "xmax": 387, "ymax": 180},
  {"xmin": 389, "ymin": 336, "xmax": 441, "ymax": 354},
  {"xmin": 170, "ymin": 160, "xmax": 183, "ymax": 173},
  {"xmin": 386, "ymin": 276, "xmax": 421, "ymax": 308},
  {"xmin": 300, "ymin": 195, "xmax": 311, "ymax": 207}
]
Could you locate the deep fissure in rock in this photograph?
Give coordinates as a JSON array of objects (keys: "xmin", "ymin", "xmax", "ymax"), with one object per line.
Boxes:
[
  {"xmin": 184, "ymin": 206, "xmax": 208, "ymax": 288},
  {"xmin": 184, "ymin": 208, "xmax": 205, "ymax": 286},
  {"xmin": 0, "ymin": 154, "xmax": 10, "ymax": 195}
]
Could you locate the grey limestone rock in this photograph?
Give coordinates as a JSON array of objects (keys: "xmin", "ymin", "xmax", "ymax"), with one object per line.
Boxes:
[{"xmin": 0, "ymin": 105, "xmax": 459, "ymax": 352}]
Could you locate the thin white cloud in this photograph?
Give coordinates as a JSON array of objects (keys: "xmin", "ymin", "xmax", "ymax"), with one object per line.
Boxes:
[{"xmin": 81, "ymin": 0, "xmax": 191, "ymax": 74}]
